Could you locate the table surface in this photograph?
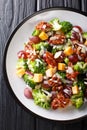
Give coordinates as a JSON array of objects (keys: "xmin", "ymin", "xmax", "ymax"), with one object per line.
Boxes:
[{"xmin": 0, "ymin": 0, "xmax": 87, "ymax": 130}]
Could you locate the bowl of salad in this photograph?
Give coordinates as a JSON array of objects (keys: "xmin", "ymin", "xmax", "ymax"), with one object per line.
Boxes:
[{"xmin": 3, "ymin": 7, "xmax": 87, "ymax": 122}]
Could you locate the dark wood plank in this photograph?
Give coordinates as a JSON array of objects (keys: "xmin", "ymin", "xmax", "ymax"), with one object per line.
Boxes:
[
  {"xmin": 38, "ymin": 0, "xmax": 81, "ymax": 10},
  {"xmin": 0, "ymin": 0, "xmax": 36, "ymax": 130},
  {"xmin": 81, "ymin": 0, "xmax": 87, "ymax": 12},
  {"xmin": 63, "ymin": 0, "xmax": 81, "ymax": 9}
]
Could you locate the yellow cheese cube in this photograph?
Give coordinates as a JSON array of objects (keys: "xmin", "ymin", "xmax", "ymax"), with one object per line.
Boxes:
[
  {"xmin": 46, "ymin": 67, "xmax": 56, "ymax": 77},
  {"xmin": 58, "ymin": 63, "xmax": 66, "ymax": 71},
  {"xmin": 39, "ymin": 31, "xmax": 48, "ymax": 40},
  {"xmin": 33, "ymin": 73, "xmax": 43, "ymax": 83},
  {"xmin": 64, "ymin": 46, "xmax": 73, "ymax": 56},
  {"xmin": 84, "ymin": 40, "xmax": 87, "ymax": 45},
  {"xmin": 72, "ymin": 86, "xmax": 79, "ymax": 94},
  {"xmin": 16, "ymin": 68, "xmax": 25, "ymax": 78}
]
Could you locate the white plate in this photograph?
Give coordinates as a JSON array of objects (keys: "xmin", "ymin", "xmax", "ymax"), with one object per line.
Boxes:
[{"xmin": 3, "ymin": 8, "xmax": 87, "ymax": 122}]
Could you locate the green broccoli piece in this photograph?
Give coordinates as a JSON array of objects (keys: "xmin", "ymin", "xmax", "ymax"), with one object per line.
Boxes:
[
  {"xmin": 73, "ymin": 80, "xmax": 86, "ymax": 92},
  {"xmin": 28, "ymin": 59, "xmax": 46, "ymax": 74},
  {"xmin": 23, "ymin": 74, "xmax": 37, "ymax": 88},
  {"xmin": 73, "ymin": 62, "xmax": 85, "ymax": 73},
  {"xmin": 49, "ymin": 18, "xmax": 62, "ymax": 31},
  {"xmin": 71, "ymin": 91, "xmax": 84, "ymax": 108},
  {"xmin": 16, "ymin": 58, "xmax": 28, "ymax": 70},
  {"xmin": 33, "ymin": 42, "xmax": 51, "ymax": 51},
  {"xmin": 52, "ymin": 45, "xmax": 64, "ymax": 54},
  {"xmin": 32, "ymin": 89, "xmax": 51, "ymax": 109},
  {"xmin": 66, "ymin": 31, "xmax": 72, "ymax": 38},
  {"xmin": 74, "ymin": 62, "xmax": 87, "ymax": 73},
  {"xmin": 57, "ymin": 71, "xmax": 66, "ymax": 79},
  {"xmin": 60, "ymin": 21, "xmax": 72, "ymax": 34},
  {"xmin": 32, "ymin": 29, "xmax": 40, "ymax": 36},
  {"xmin": 64, "ymin": 57, "xmax": 69, "ymax": 64},
  {"xmin": 72, "ymin": 97, "xmax": 84, "ymax": 109},
  {"xmin": 83, "ymin": 63, "xmax": 87, "ymax": 72},
  {"xmin": 82, "ymin": 32, "xmax": 87, "ymax": 39}
]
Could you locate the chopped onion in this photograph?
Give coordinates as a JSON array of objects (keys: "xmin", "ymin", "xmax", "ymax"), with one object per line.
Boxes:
[
  {"xmin": 42, "ymin": 89, "xmax": 52, "ymax": 97},
  {"xmin": 74, "ymin": 42, "xmax": 87, "ymax": 51},
  {"xmin": 50, "ymin": 36, "xmax": 57, "ymax": 40},
  {"xmin": 73, "ymin": 27, "xmax": 80, "ymax": 33},
  {"xmin": 54, "ymin": 51, "xmax": 62, "ymax": 59},
  {"xmin": 66, "ymin": 67, "xmax": 74, "ymax": 74}
]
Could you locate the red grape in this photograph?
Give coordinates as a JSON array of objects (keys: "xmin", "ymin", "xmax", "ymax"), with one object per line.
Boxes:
[
  {"xmin": 24, "ymin": 87, "xmax": 33, "ymax": 99},
  {"xmin": 69, "ymin": 54, "xmax": 78, "ymax": 63},
  {"xmin": 17, "ymin": 50, "xmax": 28, "ymax": 59},
  {"xmin": 73, "ymin": 26, "xmax": 83, "ymax": 33},
  {"xmin": 29, "ymin": 36, "xmax": 41, "ymax": 44}
]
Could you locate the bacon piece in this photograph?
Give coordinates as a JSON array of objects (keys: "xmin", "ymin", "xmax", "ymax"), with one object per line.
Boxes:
[
  {"xmin": 48, "ymin": 76, "xmax": 63, "ymax": 91},
  {"xmin": 36, "ymin": 21, "xmax": 52, "ymax": 32},
  {"xmin": 43, "ymin": 51, "xmax": 57, "ymax": 67},
  {"xmin": 51, "ymin": 92, "xmax": 70, "ymax": 109},
  {"xmin": 49, "ymin": 34, "xmax": 66, "ymax": 45},
  {"xmin": 66, "ymin": 71, "xmax": 79, "ymax": 80},
  {"xmin": 24, "ymin": 43, "xmax": 38, "ymax": 60}
]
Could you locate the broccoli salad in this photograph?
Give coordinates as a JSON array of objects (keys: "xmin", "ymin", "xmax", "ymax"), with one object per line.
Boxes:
[{"xmin": 16, "ymin": 18, "xmax": 87, "ymax": 110}]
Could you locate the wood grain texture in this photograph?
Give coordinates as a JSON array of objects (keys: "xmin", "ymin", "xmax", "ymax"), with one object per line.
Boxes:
[
  {"xmin": 0, "ymin": 0, "xmax": 36, "ymax": 130},
  {"xmin": 0, "ymin": 0, "xmax": 87, "ymax": 130},
  {"xmin": 38, "ymin": 0, "xmax": 82, "ymax": 9}
]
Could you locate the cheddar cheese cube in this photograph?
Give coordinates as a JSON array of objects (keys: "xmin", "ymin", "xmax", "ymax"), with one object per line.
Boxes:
[
  {"xmin": 46, "ymin": 67, "xmax": 56, "ymax": 77},
  {"xmin": 39, "ymin": 31, "xmax": 48, "ymax": 40},
  {"xmin": 16, "ymin": 68, "xmax": 25, "ymax": 78},
  {"xmin": 33, "ymin": 73, "xmax": 43, "ymax": 83},
  {"xmin": 72, "ymin": 85, "xmax": 79, "ymax": 94},
  {"xmin": 84, "ymin": 40, "xmax": 87, "ymax": 45},
  {"xmin": 64, "ymin": 46, "xmax": 73, "ymax": 56},
  {"xmin": 58, "ymin": 63, "xmax": 66, "ymax": 71}
]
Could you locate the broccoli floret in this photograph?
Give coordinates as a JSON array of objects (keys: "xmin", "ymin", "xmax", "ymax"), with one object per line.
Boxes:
[
  {"xmin": 72, "ymin": 97, "xmax": 84, "ymax": 109},
  {"xmin": 32, "ymin": 89, "xmax": 51, "ymax": 109},
  {"xmin": 66, "ymin": 31, "xmax": 72, "ymax": 38},
  {"xmin": 57, "ymin": 71, "xmax": 66, "ymax": 79},
  {"xmin": 50, "ymin": 18, "xmax": 62, "ymax": 31},
  {"xmin": 74, "ymin": 62, "xmax": 84, "ymax": 73},
  {"xmin": 71, "ymin": 91, "xmax": 84, "ymax": 108},
  {"xmin": 73, "ymin": 80, "xmax": 86, "ymax": 92},
  {"xmin": 32, "ymin": 29, "xmax": 40, "ymax": 36},
  {"xmin": 23, "ymin": 74, "xmax": 37, "ymax": 88},
  {"xmin": 28, "ymin": 59, "xmax": 46, "ymax": 74},
  {"xmin": 60, "ymin": 21, "xmax": 72, "ymax": 34},
  {"xmin": 64, "ymin": 57, "xmax": 69, "ymax": 64},
  {"xmin": 16, "ymin": 58, "xmax": 28, "ymax": 69},
  {"xmin": 74, "ymin": 62, "xmax": 87, "ymax": 73},
  {"xmin": 52, "ymin": 45, "xmax": 64, "ymax": 54},
  {"xmin": 82, "ymin": 32, "xmax": 87, "ymax": 39},
  {"xmin": 33, "ymin": 42, "xmax": 51, "ymax": 51}
]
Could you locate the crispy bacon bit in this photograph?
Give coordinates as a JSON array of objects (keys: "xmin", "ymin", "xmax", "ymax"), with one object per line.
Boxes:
[
  {"xmin": 42, "ymin": 80, "xmax": 51, "ymax": 90},
  {"xmin": 66, "ymin": 71, "xmax": 79, "ymax": 80},
  {"xmin": 48, "ymin": 76, "xmax": 63, "ymax": 91},
  {"xmin": 85, "ymin": 58, "xmax": 87, "ymax": 62},
  {"xmin": 49, "ymin": 34, "xmax": 66, "ymax": 45},
  {"xmin": 51, "ymin": 93, "xmax": 70, "ymax": 109},
  {"xmin": 36, "ymin": 21, "xmax": 52, "ymax": 32},
  {"xmin": 24, "ymin": 43, "xmax": 38, "ymax": 60},
  {"xmin": 43, "ymin": 51, "xmax": 57, "ymax": 67},
  {"xmin": 55, "ymin": 52, "xmax": 65, "ymax": 63},
  {"xmin": 63, "ymin": 86, "xmax": 72, "ymax": 98}
]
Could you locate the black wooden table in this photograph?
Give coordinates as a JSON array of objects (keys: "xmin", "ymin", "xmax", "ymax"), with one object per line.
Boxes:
[{"xmin": 0, "ymin": 0, "xmax": 87, "ymax": 130}]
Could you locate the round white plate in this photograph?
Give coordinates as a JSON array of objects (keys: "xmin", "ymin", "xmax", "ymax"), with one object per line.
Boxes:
[{"xmin": 3, "ymin": 7, "xmax": 87, "ymax": 122}]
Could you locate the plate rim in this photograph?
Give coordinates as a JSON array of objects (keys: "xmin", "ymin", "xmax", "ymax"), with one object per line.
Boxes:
[{"xmin": 3, "ymin": 7, "xmax": 87, "ymax": 123}]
